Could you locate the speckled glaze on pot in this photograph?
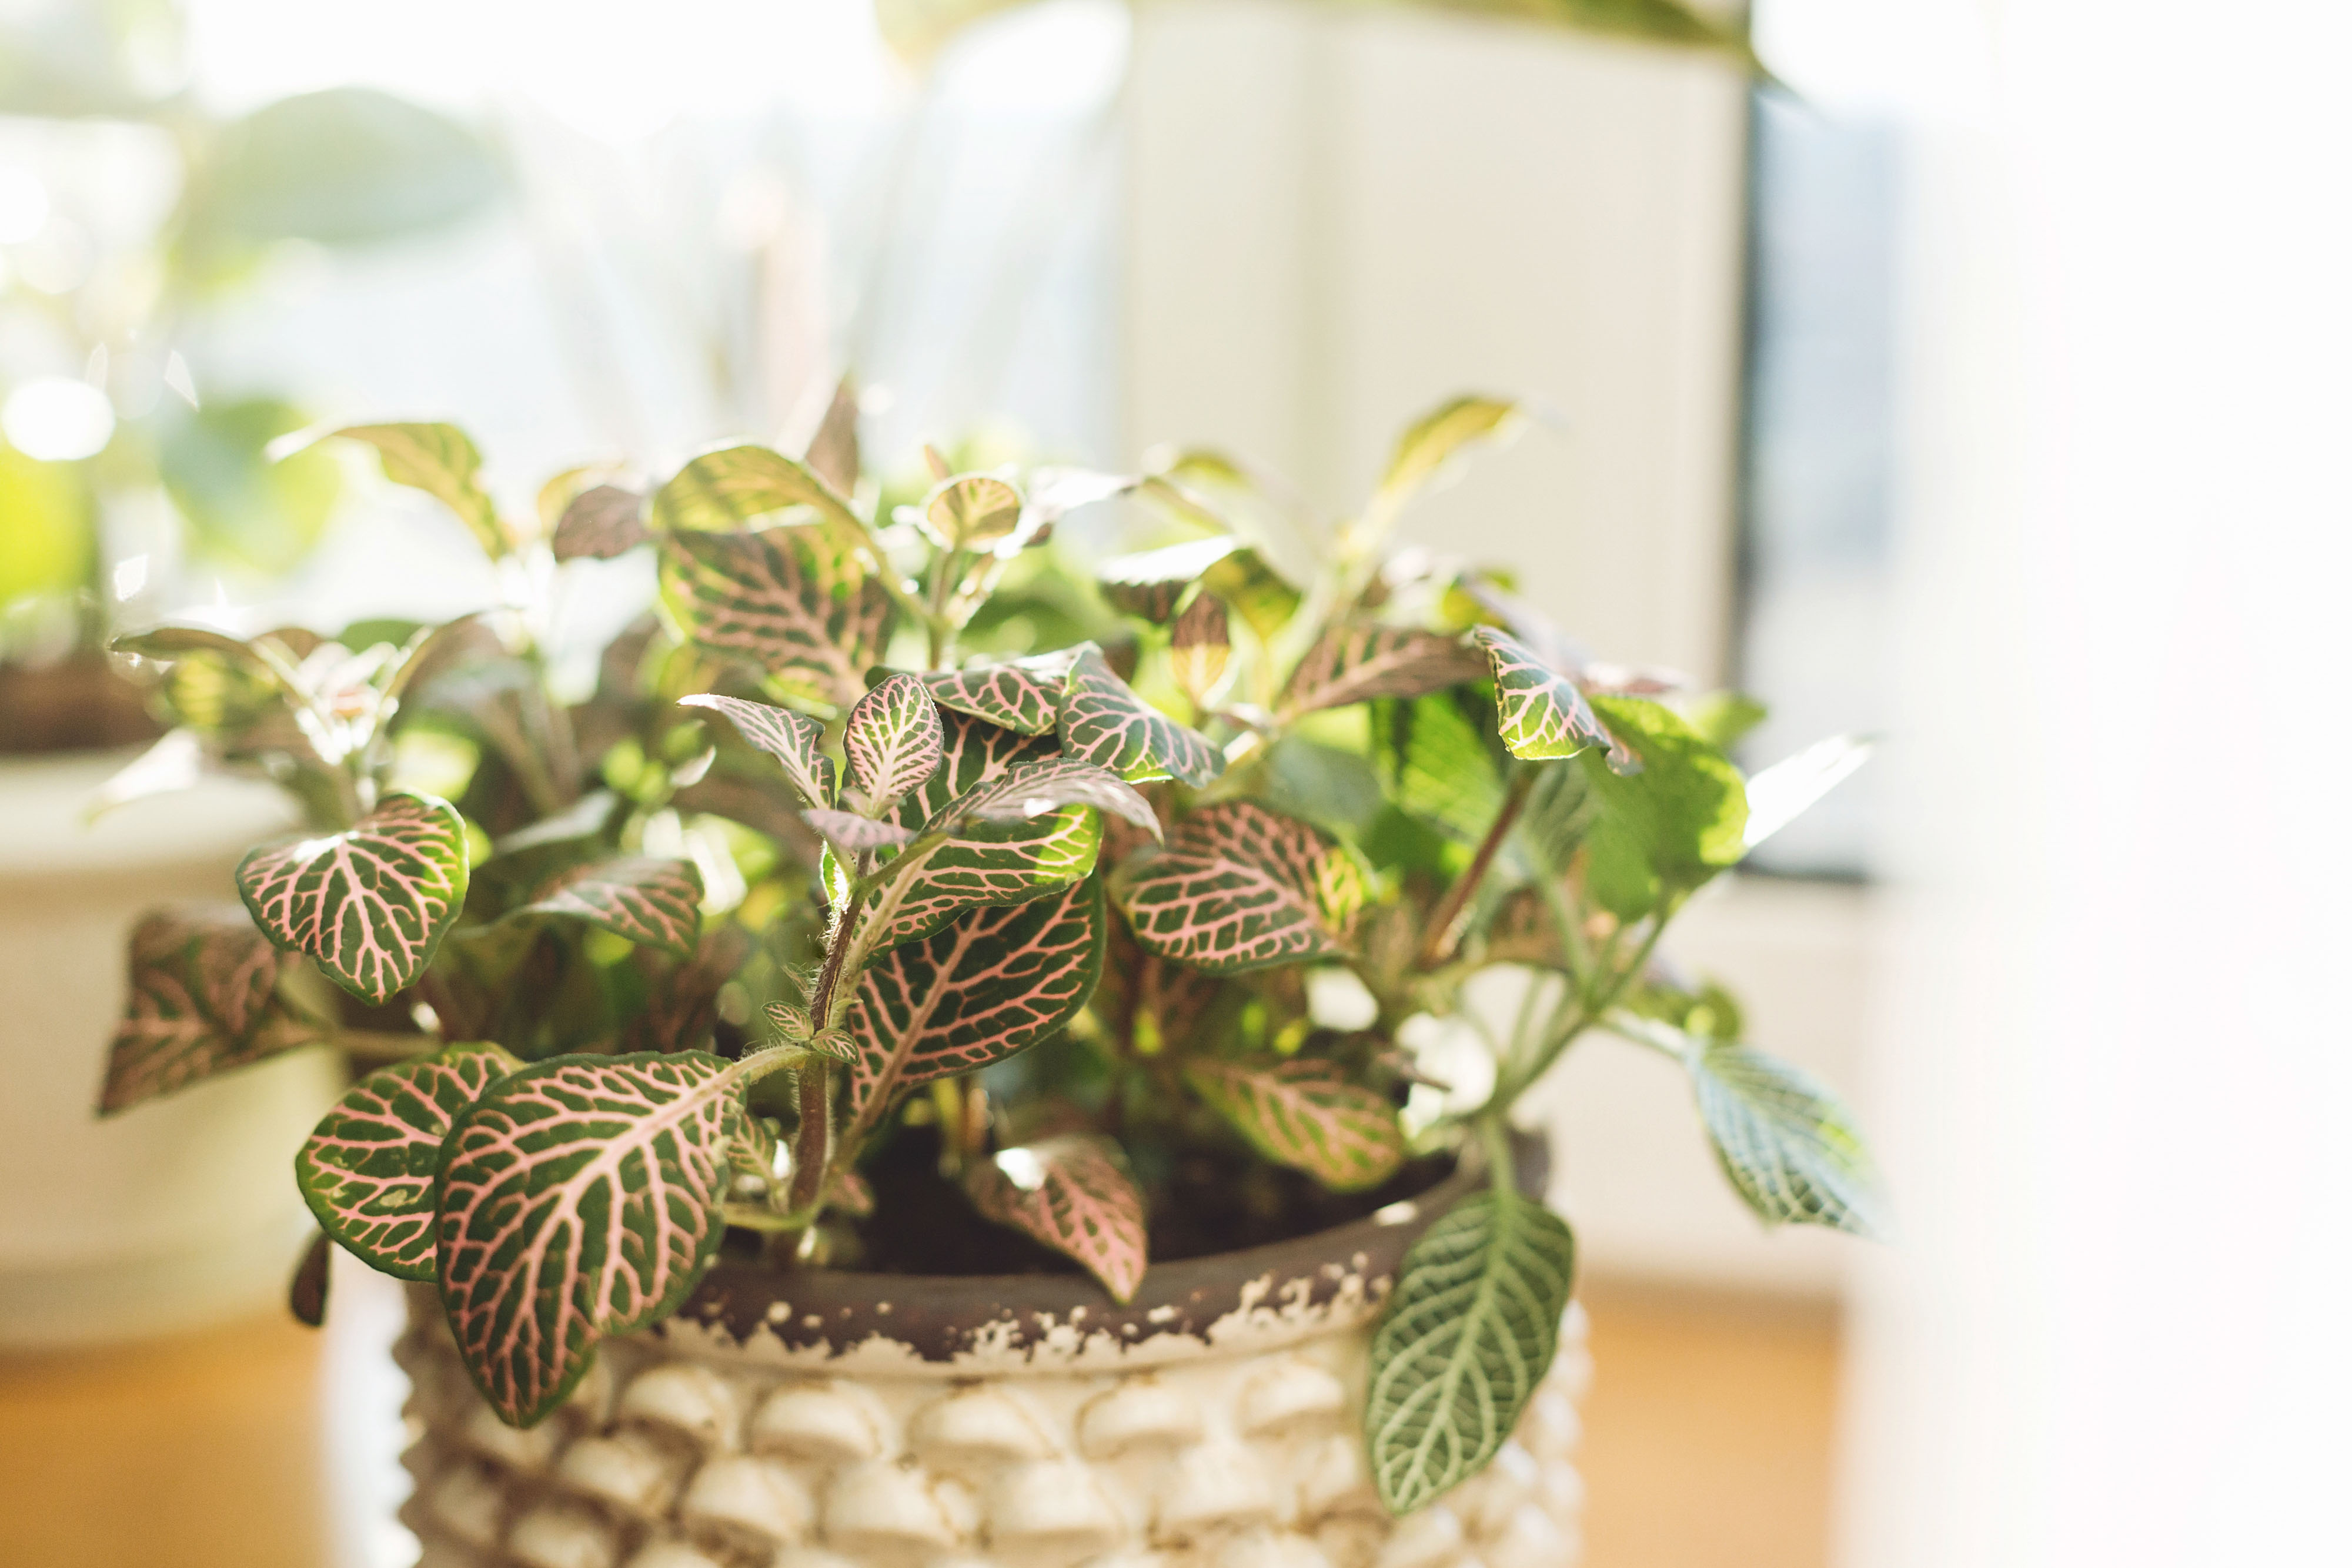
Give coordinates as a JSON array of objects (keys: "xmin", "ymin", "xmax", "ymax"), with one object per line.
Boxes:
[{"xmin": 394, "ymin": 1154, "xmax": 1589, "ymax": 1568}]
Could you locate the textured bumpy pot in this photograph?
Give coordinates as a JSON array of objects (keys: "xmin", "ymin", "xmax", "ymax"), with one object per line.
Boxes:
[
  {"xmin": 395, "ymin": 1158, "xmax": 1590, "ymax": 1568},
  {"xmin": 0, "ymin": 751, "xmax": 334, "ymax": 1346}
]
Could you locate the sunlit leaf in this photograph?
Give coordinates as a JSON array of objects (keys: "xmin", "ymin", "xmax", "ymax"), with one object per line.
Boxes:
[
  {"xmin": 844, "ymin": 879, "xmax": 1105, "ymax": 1126},
  {"xmin": 650, "ymin": 443, "xmax": 863, "ymax": 539},
  {"xmin": 662, "ymin": 526, "xmax": 892, "ymax": 708},
  {"xmin": 947, "ymin": 755, "xmax": 1161, "ymax": 838},
  {"xmin": 552, "ymin": 483, "xmax": 648, "ymax": 561},
  {"xmin": 1373, "ymin": 395, "xmax": 1524, "ymax": 520},
  {"xmin": 1184, "ymin": 1057, "xmax": 1404, "ymax": 1192},
  {"xmin": 1111, "ymin": 801, "xmax": 1367, "ymax": 973},
  {"xmin": 1168, "ymin": 592, "xmax": 1231, "ymax": 707},
  {"xmin": 1095, "ymin": 536, "xmax": 1241, "ymax": 623},
  {"xmin": 803, "ymin": 376, "xmax": 861, "ymax": 494},
  {"xmin": 1579, "ymin": 696, "xmax": 1748, "ymax": 919},
  {"xmin": 1685, "ymin": 689, "xmax": 1769, "ymax": 752},
  {"xmin": 804, "ymin": 808, "xmax": 916, "ymax": 853},
  {"xmin": 436, "ymin": 1052, "xmax": 744, "ymax": 1425},
  {"xmin": 843, "ymin": 672, "xmax": 944, "ymax": 804},
  {"xmin": 677, "ymin": 693, "xmax": 834, "ymax": 809},
  {"xmin": 1742, "ymin": 734, "xmax": 1872, "ymax": 851},
  {"xmin": 1282, "ymin": 624, "xmax": 1486, "ymax": 720},
  {"xmin": 1471, "ymin": 625, "xmax": 1635, "ymax": 771},
  {"xmin": 296, "ymin": 1042, "xmax": 516, "ymax": 1281},
  {"xmin": 963, "ymin": 1133, "xmax": 1148, "ymax": 1303},
  {"xmin": 98, "ymin": 905, "xmax": 325, "ymax": 1114},
  {"xmin": 512, "ymin": 855, "xmax": 703, "ymax": 958},
  {"xmin": 922, "ymin": 473, "xmax": 1024, "ymax": 551},
  {"xmin": 236, "ymin": 791, "xmax": 470, "ymax": 1005},
  {"xmin": 1367, "ymin": 1188, "xmax": 1575, "ymax": 1513},
  {"xmin": 1059, "ymin": 646, "xmax": 1224, "ymax": 787},
  {"xmin": 325, "ymin": 423, "xmax": 507, "ymax": 559},
  {"xmin": 921, "ymin": 651, "xmax": 1074, "ymax": 735}
]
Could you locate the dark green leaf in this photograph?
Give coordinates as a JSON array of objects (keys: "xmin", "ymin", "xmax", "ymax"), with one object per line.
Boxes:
[
  {"xmin": 237, "ymin": 791, "xmax": 471, "ymax": 1005},
  {"xmin": 1058, "ymin": 646, "xmax": 1224, "ymax": 787}
]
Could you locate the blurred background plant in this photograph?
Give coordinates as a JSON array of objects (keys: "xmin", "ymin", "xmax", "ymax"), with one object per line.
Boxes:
[{"xmin": 0, "ymin": 0, "xmax": 503, "ymax": 750}]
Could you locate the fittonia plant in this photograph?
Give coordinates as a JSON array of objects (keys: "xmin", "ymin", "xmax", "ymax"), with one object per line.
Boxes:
[{"xmin": 96, "ymin": 392, "xmax": 1879, "ymax": 1509}]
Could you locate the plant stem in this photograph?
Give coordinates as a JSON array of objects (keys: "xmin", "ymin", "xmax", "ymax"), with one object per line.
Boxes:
[
  {"xmin": 335, "ymin": 1030, "xmax": 437, "ymax": 1065},
  {"xmin": 1477, "ymin": 1113, "xmax": 1516, "ymax": 1195},
  {"xmin": 1491, "ymin": 896, "xmax": 1677, "ymax": 1109},
  {"xmin": 1416, "ymin": 767, "xmax": 1538, "ymax": 971}
]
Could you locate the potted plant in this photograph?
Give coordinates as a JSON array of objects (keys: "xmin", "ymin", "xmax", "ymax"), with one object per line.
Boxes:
[{"xmin": 97, "ymin": 396, "xmax": 1876, "ymax": 1566}]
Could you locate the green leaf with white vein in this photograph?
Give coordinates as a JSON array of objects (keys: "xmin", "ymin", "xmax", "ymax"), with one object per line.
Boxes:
[
  {"xmin": 1471, "ymin": 626, "xmax": 1636, "ymax": 772},
  {"xmin": 1577, "ymin": 696, "xmax": 1748, "ymax": 920},
  {"xmin": 297, "ymin": 1042, "xmax": 516, "ymax": 1281},
  {"xmin": 1366, "ymin": 1189, "xmax": 1576, "ymax": 1514},
  {"xmin": 1374, "ymin": 395, "xmax": 1524, "ymax": 519},
  {"xmin": 662, "ymin": 526, "xmax": 892, "ymax": 709},
  {"xmin": 1111, "ymin": 801, "xmax": 1367, "ymax": 973},
  {"xmin": 963, "ymin": 1134, "xmax": 1149, "ymax": 1303},
  {"xmin": 1058, "ymin": 645, "xmax": 1224, "ymax": 787},
  {"xmin": 435, "ymin": 1052, "xmax": 745, "ymax": 1426},
  {"xmin": 1281, "ymin": 624, "xmax": 1487, "ymax": 720},
  {"xmin": 512, "ymin": 856, "xmax": 703, "ymax": 958},
  {"xmin": 98, "ymin": 905, "xmax": 326, "ymax": 1114},
  {"xmin": 805, "ymin": 809, "xmax": 917, "ymax": 854},
  {"xmin": 326, "ymin": 423, "xmax": 508, "ymax": 559},
  {"xmin": 1684, "ymin": 1034, "xmax": 1883, "ymax": 1237},
  {"xmin": 236, "ymin": 792, "xmax": 470, "ymax": 1005},
  {"xmin": 1184, "ymin": 1057, "xmax": 1404, "ymax": 1192},
  {"xmin": 678, "ymin": 693, "xmax": 834, "ymax": 808},
  {"xmin": 845, "ymin": 878, "xmax": 1105, "ymax": 1125},
  {"xmin": 844, "ymin": 673, "xmax": 944, "ymax": 804}
]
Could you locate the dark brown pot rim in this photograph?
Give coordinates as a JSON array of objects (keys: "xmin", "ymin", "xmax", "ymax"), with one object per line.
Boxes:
[{"xmin": 666, "ymin": 1133, "xmax": 1546, "ymax": 1368}]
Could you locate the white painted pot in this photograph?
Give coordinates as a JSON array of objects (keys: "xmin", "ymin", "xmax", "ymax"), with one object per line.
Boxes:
[
  {"xmin": 0, "ymin": 749, "xmax": 339, "ymax": 1346},
  {"xmin": 394, "ymin": 1166, "xmax": 1589, "ymax": 1568}
]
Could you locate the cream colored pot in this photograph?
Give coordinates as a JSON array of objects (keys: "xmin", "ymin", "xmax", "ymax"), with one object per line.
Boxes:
[
  {"xmin": 0, "ymin": 749, "xmax": 336, "ymax": 1346},
  {"xmin": 395, "ymin": 1165, "xmax": 1589, "ymax": 1568}
]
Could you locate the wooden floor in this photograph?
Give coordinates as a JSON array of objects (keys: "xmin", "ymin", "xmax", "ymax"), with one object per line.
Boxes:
[{"xmin": 0, "ymin": 1279, "xmax": 1840, "ymax": 1568}]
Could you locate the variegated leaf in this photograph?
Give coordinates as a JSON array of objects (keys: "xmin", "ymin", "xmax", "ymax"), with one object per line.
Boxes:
[
  {"xmin": 237, "ymin": 792, "xmax": 470, "ymax": 1005},
  {"xmin": 922, "ymin": 473, "xmax": 1024, "ymax": 551},
  {"xmin": 1111, "ymin": 801, "xmax": 1368, "ymax": 974},
  {"xmin": 1183, "ymin": 1057, "xmax": 1405, "ymax": 1192},
  {"xmin": 804, "ymin": 808, "xmax": 917, "ymax": 852},
  {"xmin": 436, "ymin": 1052, "xmax": 745, "ymax": 1426},
  {"xmin": 963, "ymin": 1133, "xmax": 1148, "ymax": 1303},
  {"xmin": 844, "ymin": 673, "xmax": 943, "ymax": 804},
  {"xmin": 1095, "ymin": 535, "xmax": 1240, "ymax": 623},
  {"xmin": 947, "ymin": 756, "xmax": 1161, "ymax": 838},
  {"xmin": 1059, "ymin": 646, "xmax": 1224, "ymax": 787},
  {"xmin": 98, "ymin": 905, "xmax": 325, "ymax": 1114},
  {"xmin": 651, "ymin": 443, "xmax": 861, "ymax": 539},
  {"xmin": 845, "ymin": 879, "xmax": 1105, "ymax": 1126},
  {"xmin": 552, "ymin": 483, "xmax": 648, "ymax": 560},
  {"xmin": 296, "ymin": 1042, "xmax": 517, "ymax": 1281},
  {"xmin": 328, "ymin": 423, "xmax": 509, "ymax": 558},
  {"xmin": 677, "ymin": 693, "xmax": 834, "ymax": 808},
  {"xmin": 804, "ymin": 375, "xmax": 861, "ymax": 493},
  {"xmin": 1373, "ymin": 395, "xmax": 1524, "ymax": 519},
  {"xmin": 1281, "ymin": 624, "xmax": 1486, "ymax": 720},
  {"xmin": 623, "ymin": 925, "xmax": 752, "ymax": 1055},
  {"xmin": 1470, "ymin": 625, "xmax": 1637, "ymax": 774},
  {"xmin": 1169, "ymin": 593, "xmax": 1231, "ymax": 707},
  {"xmin": 662, "ymin": 526, "xmax": 891, "ymax": 708},
  {"xmin": 513, "ymin": 856, "xmax": 703, "ymax": 958},
  {"xmin": 920, "ymin": 653, "xmax": 1074, "ymax": 735}
]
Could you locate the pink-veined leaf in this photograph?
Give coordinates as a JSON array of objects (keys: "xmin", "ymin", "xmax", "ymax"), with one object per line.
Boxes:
[
  {"xmin": 844, "ymin": 879, "xmax": 1105, "ymax": 1127},
  {"xmin": 963, "ymin": 1133, "xmax": 1148, "ymax": 1303},
  {"xmin": 296, "ymin": 1042, "xmax": 517, "ymax": 1281},
  {"xmin": 552, "ymin": 483, "xmax": 648, "ymax": 560},
  {"xmin": 804, "ymin": 808, "xmax": 916, "ymax": 852},
  {"xmin": 98, "ymin": 905, "xmax": 326, "ymax": 1114},
  {"xmin": 236, "ymin": 792, "xmax": 470, "ymax": 1005},
  {"xmin": 651, "ymin": 442, "xmax": 863, "ymax": 539},
  {"xmin": 435, "ymin": 1051, "xmax": 746, "ymax": 1426},
  {"xmin": 1281, "ymin": 624, "xmax": 1486, "ymax": 720},
  {"xmin": 920, "ymin": 651, "xmax": 1075, "ymax": 735},
  {"xmin": 512, "ymin": 855, "xmax": 703, "ymax": 958},
  {"xmin": 947, "ymin": 756, "xmax": 1161, "ymax": 838},
  {"xmin": 921, "ymin": 473, "xmax": 1024, "ymax": 551},
  {"xmin": 1058, "ymin": 645, "xmax": 1224, "ymax": 787},
  {"xmin": 678, "ymin": 693, "xmax": 835, "ymax": 809},
  {"xmin": 1470, "ymin": 625, "xmax": 1637, "ymax": 774},
  {"xmin": 662, "ymin": 526, "xmax": 891, "ymax": 709},
  {"xmin": 323, "ymin": 422, "xmax": 510, "ymax": 559},
  {"xmin": 623, "ymin": 925, "xmax": 753, "ymax": 1055},
  {"xmin": 1169, "ymin": 593, "xmax": 1232, "ymax": 707},
  {"xmin": 1182, "ymin": 1057, "xmax": 1405, "ymax": 1192},
  {"xmin": 1111, "ymin": 800, "xmax": 1368, "ymax": 974},
  {"xmin": 843, "ymin": 673, "xmax": 943, "ymax": 804},
  {"xmin": 1095, "ymin": 536, "xmax": 1241, "ymax": 623}
]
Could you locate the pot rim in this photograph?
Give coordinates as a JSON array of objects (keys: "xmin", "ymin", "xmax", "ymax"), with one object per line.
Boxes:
[{"xmin": 658, "ymin": 1134, "xmax": 1544, "ymax": 1376}]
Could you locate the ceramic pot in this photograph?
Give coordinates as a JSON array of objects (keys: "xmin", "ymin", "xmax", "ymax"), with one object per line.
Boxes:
[
  {"xmin": 0, "ymin": 749, "xmax": 338, "ymax": 1346},
  {"xmin": 393, "ymin": 1158, "xmax": 1589, "ymax": 1568}
]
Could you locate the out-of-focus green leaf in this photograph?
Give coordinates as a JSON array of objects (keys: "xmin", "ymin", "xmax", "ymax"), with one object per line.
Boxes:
[
  {"xmin": 1684, "ymin": 690, "xmax": 1768, "ymax": 753},
  {"xmin": 1371, "ymin": 691, "xmax": 1508, "ymax": 845},
  {"xmin": 180, "ymin": 88, "xmax": 499, "ymax": 261},
  {"xmin": 162, "ymin": 399, "xmax": 340, "ymax": 576},
  {"xmin": 1577, "ymin": 696, "xmax": 1747, "ymax": 920},
  {"xmin": 321, "ymin": 423, "xmax": 507, "ymax": 559},
  {"xmin": 0, "ymin": 440, "xmax": 94, "ymax": 607}
]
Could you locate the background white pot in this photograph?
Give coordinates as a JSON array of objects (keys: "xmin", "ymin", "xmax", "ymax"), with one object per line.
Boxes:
[
  {"xmin": 395, "ymin": 1168, "xmax": 1589, "ymax": 1568},
  {"xmin": 0, "ymin": 748, "xmax": 340, "ymax": 1346}
]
